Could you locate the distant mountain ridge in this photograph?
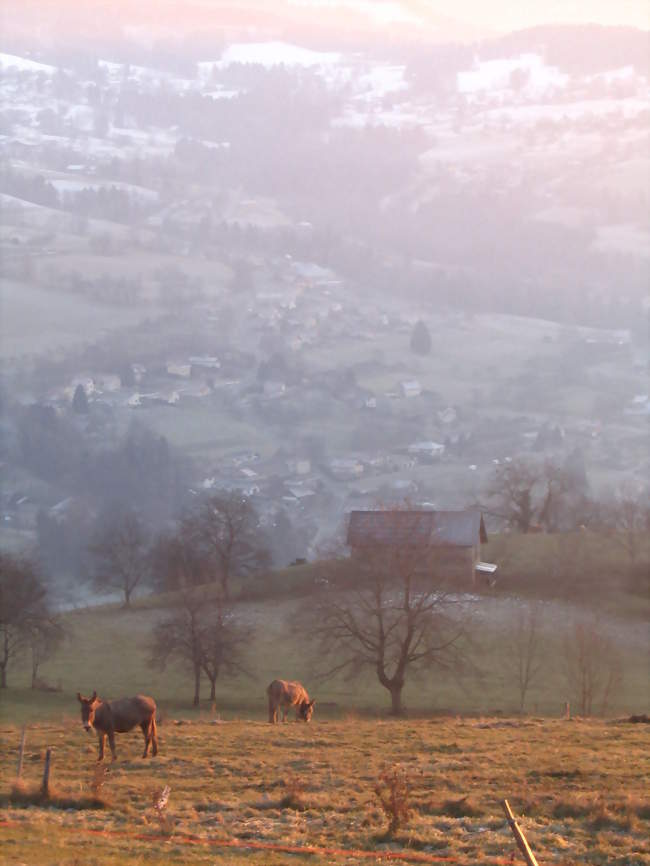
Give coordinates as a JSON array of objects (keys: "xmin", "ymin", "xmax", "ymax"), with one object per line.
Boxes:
[
  {"xmin": 479, "ymin": 24, "xmax": 650, "ymax": 76},
  {"xmin": 4, "ymin": 1, "xmax": 648, "ymax": 59}
]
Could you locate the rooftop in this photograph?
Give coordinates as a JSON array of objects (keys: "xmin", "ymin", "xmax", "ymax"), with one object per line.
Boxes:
[{"xmin": 347, "ymin": 509, "xmax": 487, "ymax": 548}]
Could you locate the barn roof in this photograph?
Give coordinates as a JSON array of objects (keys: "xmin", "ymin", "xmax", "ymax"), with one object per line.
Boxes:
[{"xmin": 347, "ymin": 510, "xmax": 487, "ymax": 548}]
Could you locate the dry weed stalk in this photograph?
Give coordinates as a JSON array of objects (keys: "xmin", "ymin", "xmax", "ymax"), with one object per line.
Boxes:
[
  {"xmin": 151, "ymin": 784, "xmax": 173, "ymax": 834},
  {"xmin": 374, "ymin": 765, "xmax": 411, "ymax": 835},
  {"xmin": 90, "ymin": 763, "xmax": 108, "ymax": 800}
]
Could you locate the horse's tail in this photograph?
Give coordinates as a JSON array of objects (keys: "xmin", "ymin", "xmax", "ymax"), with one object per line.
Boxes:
[{"xmin": 150, "ymin": 713, "xmax": 158, "ymax": 755}]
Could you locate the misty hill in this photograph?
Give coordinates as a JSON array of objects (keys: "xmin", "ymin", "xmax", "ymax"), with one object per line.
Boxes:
[{"xmin": 482, "ymin": 25, "xmax": 650, "ymax": 76}]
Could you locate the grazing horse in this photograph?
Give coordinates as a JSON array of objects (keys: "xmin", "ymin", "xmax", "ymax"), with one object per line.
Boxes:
[
  {"xmin": 77, "ymin": 691, "xmax": 158, "ymax": 761},
  {"xmin": 267, "ymin": 679, "xmax": 315, "ymax": 723}
]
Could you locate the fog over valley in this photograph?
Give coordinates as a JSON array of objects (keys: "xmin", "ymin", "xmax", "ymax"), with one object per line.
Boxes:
[{"xmin": 2, "ymin": 14, "xmax": 648, "ymax": 585}]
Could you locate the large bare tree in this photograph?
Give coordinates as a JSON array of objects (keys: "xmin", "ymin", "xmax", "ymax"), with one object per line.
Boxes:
[
  {"xmin": 181, "ymin": 493, "xmax": 270, "ymax": 599},
  {"xmin": 303, "ymin": 514, "xmax": 470, "ymax": 715},
  {"xmin": 89, "ymin": 511, "xmax": 151, "ymax": 607}
]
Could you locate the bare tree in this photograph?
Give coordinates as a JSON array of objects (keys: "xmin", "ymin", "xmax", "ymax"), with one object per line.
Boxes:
[
  {"xmin": 606, "ymin": 486, "xmax": 650, "ymax": 567},
  {"xmin": 151, "ymin": 590, "xmax": 204, "ymax": 706},
  {"xmin": 200, "ymin": 601, "xmax": 251, "ymax": 701},
  {"xmin": 28, "ymin": 617, "xmax": 65, "ymax": 689},
  {"xmin": 89, "ymin": 511, "xmax": 151, "ymax": 607},
  {"xmin": 150, "ymin": 527, "xmax": 210, "ymax": 592},
  {"xmin": 485, "ymin": 458, "xmax": 573, "ymax": 533},
  {"xmin": 150, "ymin": 589, "xmax": 250, "ymax": 707},
  {"xmin": 503, "ymin": 602, "xmax": 544, "ymax": 715},
  {"xmin": 563, "ymin": 619, "xmax": 623, "ymax": 716},
  {"xmin": 0, "ymin": 553, "xmax": 48, "ymax": 688},
  {"xmin": 536, "ymin": 462, "xmax": 572, "ymax": 532},
  {"xmin": 181, "ymin": 493, "xmax": 270, "ymax": 599},
  {"xmin": 303, "ymin": 512, "xmax": 470, "ymax": 715}
]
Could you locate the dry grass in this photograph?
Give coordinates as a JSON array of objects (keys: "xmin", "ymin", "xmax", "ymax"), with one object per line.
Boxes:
[{"xmin": 0, "ymin": 716, "xmax": 648, "ymax": 865}]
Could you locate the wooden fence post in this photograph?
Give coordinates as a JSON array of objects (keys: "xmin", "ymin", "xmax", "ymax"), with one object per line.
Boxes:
[
  {"xmin": 502, "ymin": 799, "xmax": 540, "ymax": 866},
  {"xmin": 564, "ymin": 701, "xmax": 570, "ymax": 720},
  {"xmin": 16, "ymin": 727, "xmax": 26, "ymax": 779},
  {"xmin": 41, "ymin": 748, "xmax": 52, "ymax": 798}
]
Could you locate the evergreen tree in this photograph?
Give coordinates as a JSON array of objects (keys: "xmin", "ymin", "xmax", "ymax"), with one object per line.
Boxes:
[
  {"xmin": 410, "ymin": 320, "xmax": 432, "ymax": 355},
  {"xmin": 72, "ymin": 384, "xmax": 89, "ymax": 414}
]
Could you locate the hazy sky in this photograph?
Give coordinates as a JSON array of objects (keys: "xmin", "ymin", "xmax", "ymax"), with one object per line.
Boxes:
[
  {"xmin": 3, "ymin": 0, "xmax": 648, "ymax": 47},
  {"xmin": 436, "ymin": 0, "xmax": 650, "ymax": 30},
  {"xmin": 294, "ymin": 0, "xmax": 650, "ymax": 31}
]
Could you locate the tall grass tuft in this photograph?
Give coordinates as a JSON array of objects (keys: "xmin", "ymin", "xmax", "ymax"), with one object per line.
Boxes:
[
  {"xmin": 280, "ymin": 773, "xmax": 308, "ymax": 811},
  {"xmin": 440, "ymin": 795, "xmax": 483, "ymax": 818}
]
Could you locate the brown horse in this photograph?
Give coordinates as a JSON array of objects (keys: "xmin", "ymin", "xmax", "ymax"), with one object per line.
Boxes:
[
  {"xmin": 77, "ymin": 691, "xmax": 158, "ymax": 761},
  {"xmin": 267, "ymin": 679, "xmax": 315, "ymax": 723}
]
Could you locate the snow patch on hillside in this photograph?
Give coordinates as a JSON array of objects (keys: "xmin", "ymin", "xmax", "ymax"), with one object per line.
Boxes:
[
  {"xmin": 0, "ymin": 52, "xmax": 56, "ymax": 74},
  {"xmin": 208, "ymin": 42, "xmax": 341, "ymax": 69},
  {"xmin": 458, "ymin": 53, "xmax": 568, "ymax": 98}
]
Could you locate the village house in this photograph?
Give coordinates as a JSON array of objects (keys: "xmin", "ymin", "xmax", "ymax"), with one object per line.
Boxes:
[
  {"xmin": 166, "ymin": 361, "xmax": 192, "ymax": 378},
  {"xmin": 330, "ymin": 458, "xmax": 364, "ymax": 480},
  {"xmin": 189, "ymin": 356, "xmax": 221, "ymax": 374},
  {"xmin": 346, "ymin": 509, "xmax": 490, "ymax": 586},
  {"xmin": 408, "ymin": 441, "xmax": 445, "ymax": 460},
  {"xmin": 400, "ymin": 380, "xmax": 422, "ymax": 398}
]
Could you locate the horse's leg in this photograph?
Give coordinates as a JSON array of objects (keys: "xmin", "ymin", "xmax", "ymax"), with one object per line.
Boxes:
[
  {"xmin": 108, "ymin": 731, "xmax": 117, "ymax": 761},
  {"xmin": 97, "ymin": 732, "xmax": 105, "ymax": 762},
  {"xmin": 141, "ymin": 721, "xmax": 149, "ymax": 757},
  {"xmin": 151, "ymin": 716, "xmax": 158, "ymax": 756}
]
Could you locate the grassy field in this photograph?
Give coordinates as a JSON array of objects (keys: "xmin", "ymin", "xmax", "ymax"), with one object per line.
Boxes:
[
  {"xmin": 0, "ymin": 278, "xmax": 158, "ymax": 360},
  {"xmin": 1, "ymin": 553, "xmax": 647, "ymax": 864},
  {"xmin": 1, "ymin": 553, "xmax": 648, "ymax": 728},
  {"xmin": 0, "ymin": 716, "xmax": 648, "ymax": 865}
]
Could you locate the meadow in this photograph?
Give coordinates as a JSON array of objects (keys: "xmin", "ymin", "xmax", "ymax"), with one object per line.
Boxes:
[
  {"xmin": 2, "ymin": 537, "xmax": 648, "ymax": 728},
  {"xmin": 0, "ymin": 279, "xmax": 157, "ymax": 361},
  {"xmin": 1, "ymin": 550, "xmax": 647, "ymax": 864},
  {"xmin": 1, "ymin": 715, "xmax": 648, "ymax": 865}
]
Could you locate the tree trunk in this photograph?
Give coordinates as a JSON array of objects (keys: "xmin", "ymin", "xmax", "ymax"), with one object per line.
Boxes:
[
  {"xmin": 209, "ymin": 677, "xmax": 216, "ymax": 701},
  {"xmin": 193, "ymin": 664, "xmax": 201, "ymax": 707},
  {"xmin": 220, "ymin": 568, "xmax": 230, "ymax": 601},
  {"xmin": 124, "ymin": 585, "xmax": 132, "ymax": 608},
  {"xmin": 31, "ymin": 656, "xmax": 38, "ymax": 689},
  {"xmin": 1, "ymin": 631, "xmax": 8, "ymax": 688},
  {"xmin": 389, "ymin": 683, "xmax": 404, "ymax": 716}
]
